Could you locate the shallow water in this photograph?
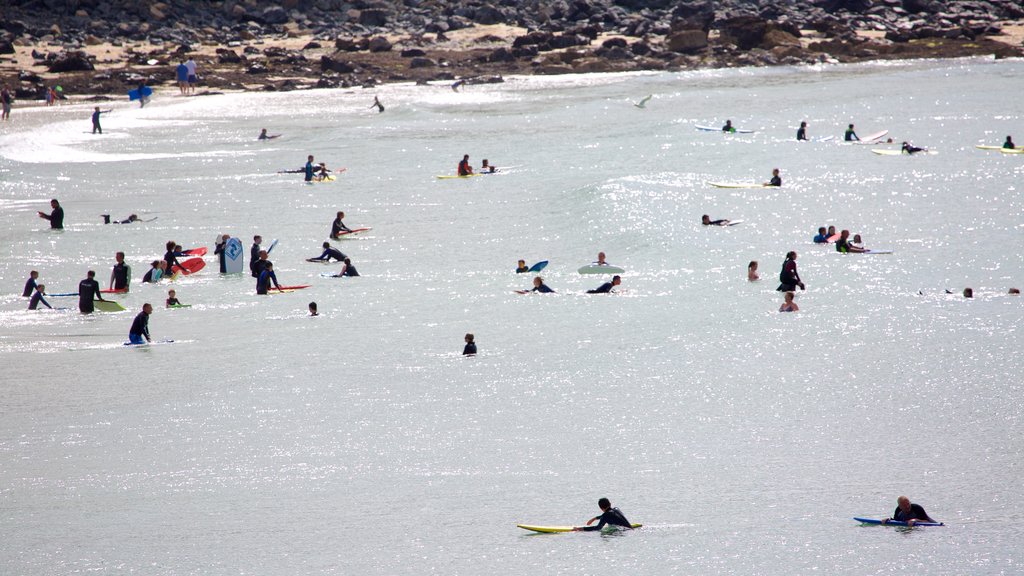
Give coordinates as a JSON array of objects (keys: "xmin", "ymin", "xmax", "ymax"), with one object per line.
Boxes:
[{"xmin": 1, "ymin": 58, "xmax": 1022, "ymax": 575}]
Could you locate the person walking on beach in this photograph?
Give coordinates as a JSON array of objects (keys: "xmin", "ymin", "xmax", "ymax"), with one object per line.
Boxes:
[
  {"xmin": 185, "ymin": 57, "xmax": 198, "ymax": 94},
  {"xmin": 91, "ymin": 106, "xmax": 112, "ymax": 134},
  {"xmin": 176, "ymin": 60, "xmax": 189, "ymax": 94}
]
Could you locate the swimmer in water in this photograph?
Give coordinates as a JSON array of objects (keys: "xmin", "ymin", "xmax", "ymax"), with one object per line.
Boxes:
[
  {"xmin": 779, "ymin": 291, "xmax": 799, "ymax": 312},
  {"xmin": 748, "ymin": 261, "xmax": 759, "ymax": 282},
  {"xmin": 702, "ymin": 214, "xmax": 731, "ymax": 226},
  {"xmin": 258, "ymin": 128, "xmax": 281, "ymax": 140},
  {"xmin": 309, "ymin": 302, "xmax": 318, "ymax": 316},
  {"xmin": 516, "ymin": 260, "xmax": 529, "ymax": 273},
  {"xmin": 463, "ymin": 333, "xmax": 476, "ymax": 356},
  {"xmin": 764, "ymin": 168, "xmax": 782, "ymax": 187}
]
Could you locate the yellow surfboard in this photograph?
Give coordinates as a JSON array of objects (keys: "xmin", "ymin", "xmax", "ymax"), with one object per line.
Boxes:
[{"xmin": 517, "ymin": 523, "xmax": 642, "ymax": 533}]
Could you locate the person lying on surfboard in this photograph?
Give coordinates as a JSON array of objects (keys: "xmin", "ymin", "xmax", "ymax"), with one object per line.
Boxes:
[
  {"xmin": 480, "ymin": 159, "xmax": 497, "ymax": 173},
  {"xmin": 307, "ymin": 242, "xmax": 347, "ymax": 263},
  {"xmin": 702, "ymin": 215, "xmax": 731, "ymax": 226},
  {"xmin": 764, "ymin": 168, "xmax": 782, "ymax": 187},
  {"xmin": 166, "ymin": 289, "xmax": 183, "ymax": 308},
  {"xmin": 516, "ymin": 276, "xmax": 554, "ymax": 294},
  {"xmin": 587, "ymin": 275, "xmax": 621, "ymax": 294},
  {"xmin": 882, "ymin": 496, "xmax": 938, "ymax": 526},
  {"xmin": 572, "ymin": 498, "xmax": 633, "ymax": 532},
  {"xmin": 1003, "ymin": 135, "xmax": 1015, "ymax": 149},
  {"xmin": 901, "ymin": 141, "xmax": 926, "ymax": 155}
]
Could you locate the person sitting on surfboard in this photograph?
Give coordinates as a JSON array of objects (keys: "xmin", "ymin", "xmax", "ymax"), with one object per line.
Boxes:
[
  {"xmin": 128, "ymin": 303, "xmax": 153, "ymax": 344},
  {"xmin": 516, "ymin": 260, "xmax": 529, "ymax": 273},
  {"xmin": 331, "ymin": 211, "xmax": 352, "ymax": 238},
  {"xmin": 258, "ymin": 128, "xmax": 281, "ymax": 140},
  {"xmin": 851, "ymin": 234, "xmax": 866, "ymax": 251},
  {"xmin": 702, "ymin": 215, "xmax": 731, "ymax": 226},
  {"xmin": 572, "ymin": 498, "xmax": 633, "ymax": 532},
  {"xmin": 748, "ymin": 261, "xmax": 759, "ymax": 281},
  {"xmin": 764, "ymin": 168, "xmax": 782, "ymax": 187},
  {"xmin": 721, "ymin": 120, "xmax": 736, "ymax": 133},
  {"xmin": 166, "ymin": 289, "xmax": 182, "ymax": 308},
  {"xmin": 835, "ymin": 230, "xmax": 866, "ymax": 253},
  {"xmin": 463, "ymin": 333, "xmax": 476, "ymax": 356},
  {"xmin": 777, "ymin": 251, "xmax": 805, "ymax": 292},
  {"xmin": 779, "ymin": 291, "xmax": 799, "ymax": 312},
  {"xmin": 256, "ymin": 262, "xmax": 283, "ymax": 295},
  {"xmin": 308, "ymin": 242, "xmax": 347, "ymax": 263},
  {"xmin": 587, "ymin": 275, "xmax": 621, "ymax": 294},
  {"xmin": 1003, "ymin": 135, "xmax": 1015, "ymax": 149},
  {"xmin": 314, "ymin": 163, "xmax": 332, "ymax": 181},
  {"xmin": 481, "ymin": 159, "xmax": 497, "ymax": 173},
  {"xmin": 797, "ymin": 121, "xmax": 808, "ymax": 141},
  {"xmin": 883, "ymin": 496, "xmax": 937, "ymax": 526},
  {"xmin": 813, "ymin": 227, "xmax": 829, "ymax": 244},
  {"xmin": 844, "ymin": 124, "xmax": 859, "ymax": 141},
  {"xmin": 339, "ymin": 257, "xmax": 359, "ymax": 277},
  {"xmin": 28, "ymin": 284, "xmax": 52, "ymax": 310},
  {"xmin": 901, "ymin": 141, "xmax": 925, "ymax": 155},
  {"xmin": 458, "ymin": 154, "xmax": 473, "ymax": 176}
]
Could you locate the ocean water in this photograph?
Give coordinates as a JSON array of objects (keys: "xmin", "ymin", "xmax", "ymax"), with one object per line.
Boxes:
[{"xmin": 0, "ymin": 57, "xmax": 1022, "ymax": 575}]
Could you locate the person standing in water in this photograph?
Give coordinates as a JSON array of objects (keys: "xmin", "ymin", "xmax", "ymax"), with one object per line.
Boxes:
[
  {"xmin": 796, "ymin": 121, "xmax": 808, "ymax": 141},
  {"xmin": 258, "ymin": 128, "xmax": 280, "ymax": 140},
  {"xmin": 91, "ymin": 107, "xmax": 112, "ymax": 134},
  {"xmin": 747, "ymin": 261, "xmax": 759, "ymax": 281},
  {"xmin": 78, "ymin": 270, "xmax": 106, "ymax": 314},
  {"xmin": 371, "ymin": 96, "xmax": 384, "ymax": 113},
  {"xmin": 28, "ymin": 284, "xmax": 52, "ymax": 310},
  {"xmin": 779, "ymin": 291, "xmax": 799, "ymax": 312},
  {"xmin": 128, "ymin": 303, "xmax": 153, "ymax": 344},
  {"xmin": 331, "ymin": 211, "xmax": 352, "ymax": 238},
  {"xmin": 777, "ymin": 251, "xmax": 805, "ymax": 292},
  {"xmin": 23, "ymin": 270, "xmax": 40, "ymax": 297},
  {"xmin": 463, "ymin": 333, "xmax": 476, "ymax": 356},
  {"xmin": 722, "ymin": 120, "xmax": 736, "ymax": 133},
  {"xmin": 572, "ymin": 498, "xmax": 633, "ymax": 532},
  {"xmin": 109, "ymin": 251, "xmax": 131, "ymax": 292},
  {"xmin": 250, "ymin": 235, "xmax": 262, "ymax": 277},
  {"xmin": 256, "ymin": 262, "xmax": 283, "ymax": 295},
  {"xmin": 38, "ymin": 199, "xmax": 64, "ymax": 229},
  {"xmin": 764, "ymin": 168, "xmax": 782, "ymax": 187}
]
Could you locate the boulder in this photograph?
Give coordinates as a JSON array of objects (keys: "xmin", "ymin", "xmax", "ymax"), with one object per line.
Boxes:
[
  {"xmin": 359, "ymin": 9, "xmax": 389, "ymax": 27},
  {"xmin": 513, "ymin": 31, "xmax": 554, "ymax": 48},
  {"xmin": 488, "ymin": 47, "xmax": 515, "ymax": 62},
  {"xmin": 368, "ymin": 36, "xmax": 392, "ymax": 52},
  {"xmin": 474, "ymin": 6, "xmax": 505, "ymax": 25},
  {"xmin": 0, "ymin": 40, "xmax": 14, "ymax": 55},
  {"xmin": 335, "ymin": 37, "xmax": 367, "ymax": 51},
  {"xmin": 401, "ymin": 48, "xmax": 427, "ymax": 57},
  {"xmin": 320, "ymin": 55, "xmax": 355, "ymax": 73},
  {"xmin": 46, "ymin": 51, "xmax": 94, "ymax": 73},
  {"xmin": 260, "ymin": 7, "xmax": 290, "ymax": 25},
  {"xmin": 761, "ymin": 29, "xmax": 801, "ymax": 49},
  {"xmin": 667, "ymin": 29, "xmax": 708, "ymax": 53},
  {"xmin": 216, "ymin": 48, "xmax": 242, "ymax": 64},
  {"xmin": 602, "ymin": 37, "xmax": 628, "ymax": 49},
  {"xmin": 719, "ymin": 16, "xmax": 769, "ymax": 51},
  {"xmin": 247, "ymin": 63, "xmax": 269, "ymax": 74},
  {"xmin": 303, "ymin": 41, "xmax": 322, "ymax": 50},
  {"xmin": 548, "ymin": 34, "xmax": 589, "ymax": 49},
  {"xmin": 409, "ymin": 57, "xmax": 436, "ymax": 68}
]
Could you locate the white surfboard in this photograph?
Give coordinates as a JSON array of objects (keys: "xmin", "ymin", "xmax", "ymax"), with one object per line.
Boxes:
[
  {"xmin": 578, "ymin": 264, "xmax": 625, "ymax": 274},
  {"xmin": 224, "ymin": 237, "xmax": 244, "ymax": 274},
  {"xmin": 708, "ymin": 182, "xmax": 767, "ymax": 189}
]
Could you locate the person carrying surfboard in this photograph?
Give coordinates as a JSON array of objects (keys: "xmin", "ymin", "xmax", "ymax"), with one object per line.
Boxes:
[
  {"xmin": 572, "ymin": 498, "xmax": 633, "ymax": 532},
  {"xmin": 457, "ymin": 154, "xmax": 474, "ymax": 176},
  {"xmin": 883, "ymin": 496, "xmax": 938, "ymax": 526},
  {"xmin": 777, "ymin": 252, "xmax": 805, "ymax": 292},
  {"xmin": 128, "ymin": 303, "xmax": 153, "ymax": 344}
]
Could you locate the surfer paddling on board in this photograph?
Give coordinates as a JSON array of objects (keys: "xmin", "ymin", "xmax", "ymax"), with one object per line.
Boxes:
[
  {"xmin": 764, "ymin": 168, "xmax": 782, "ymax": 187},
  {"xmin": 882, "ymin": 496, "xmax": 939, "ymax": 526},
  {"xmin": 721, "ymin": 120, "xmax": 736, "ymax": 133},
  {"xmin": 572, "ymin": 498, "xmax": 633, "ymax": 532},
  {"xmin": 330, "ymin": 211, "xmax": 352, "ymax": 238},
  {"xmin": 258, "ymin": 128, "xmax": 281, "ymax": 140},
  {"xmin": 797, "ymin": 121, "xmax": 808, "ymax": 141},
  {"xmin": 457, "ymin": 154, "xmax": 473, "ymax": 176},
  {"xmin": 102, "ymin": 214, "xmax": 141, "ymax": 224},
  {"xmin": 777, "ymin": 251, "xmax": 805, "ymax": 292},
  {"xmin": 901, "ymin": 141, "xmax": 926, "ymax": 155},
  {"xmin": 1003, "ymin": 136, "xmax": 1015, "ymax": 149},
  {"xmin": 587, "ymin": 275, "xmax": 621, "ymax": 294},
  {"xmin": 844, "ymin": 124, "xmax": 859, "ymax": 141},
  {"xmin": 128, "ymin": 303, "xmax": 153, "ymax": 344},
  {"xmin": 517, "ymin": 276, "xmax": 555, "ymax": 294},
  {"xmin": 307, "ymin": 242, "xmax": 347, "ymax": 263},
  {"xmin": 702, "ymin": 215, "xmax": 731, "ymax": 226}
]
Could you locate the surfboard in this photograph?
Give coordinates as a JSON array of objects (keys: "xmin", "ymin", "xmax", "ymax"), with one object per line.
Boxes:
[
  {"xmin": 854, "ymin": 517, "xmax": 943, "ymax": 527},
  {"xmin": 517, "ymin": 523, "xmax": 643, "ymax": 533},
  {"xmin": 436, "ymin": 174, "xmax": 483, "ymax": 179},
  {"xmin": 826, "ymin": 234, "xmax": 840, "ymax": 243},
  {"xmin": 94, "ymin": 300, "xmax": 126, "ymax": 312},
  {"xmin": 124, "ymin": 339, "xmax": 175, "ymax": 347},
  {"xmin": 872, "ymin": 149, "xmax": 936, "ymax": 156},
  {"xmin": 976, "ymin": 145, "xmax": 1003, "ymax": 150},
  {"xmin": 100, "ymin": 288, "xmax": 128, "ymax": 294},
  {"xmin": 171, "ymin": 258, "xmax": 205, "ymax": 275},
  {"xmin": 725, "ymin": 220, "xmax": 743, "ymax": 226},
  {"xmin": 168, "ymin": 304, "xmax": 192, "ymax": 309},
  {"xmin": 267, "ymin": 239, "xmax": 279, "ymax": 254},
  {"xmin": 275, "ymin": 285, "xmax": 311, "ymax": 291},
  {"xmin": 813, "ymin": 135, "xmax": 835, "ymax": 142},
  {"xmin": 313, "ymin": 174, "xmax": 336, "ymax": 182},
  {"xmin": 320, "ymin": 272, "xmax": 343, "ymax": 278},
  {"xmin": 183, "ymin": 247, "xmax": 207, "ymax": 257},
  {"xmin": 578, "ymin": 264, "xmax": 625, "ymax": 274},
  {"xmin": 528, "ymin": 260, "xmax": 549, "ymax": 273},
  {"xmin": 695, "ymin": 125, "xmax": 755, "ymax": 134},
  {"xmin": 127, "ymin": 86, "xmax": 153, "ymax": 101},
  {"xmin": 999, "ymin": 148, "xmax": 1023, "ymax": 155},
  {"xmin": 859, "ymin": 130, "xmax": 889, "ymax": 142},
  {"xmin": 708, "ymin": 182, "xmax": 767, "ymax": 189},
  {"xmin": 333, "ymin": 227, "xmax": 372, "ymax": 238},
  {"xmin": 47, "ymin": 292, "xmax": 79, "ymax": 297},
  {"xmin": 224, "ymin": 237, "xmax": 244, "ymax": 274},
  {"xmin": 863, "ymin": 249, "xmax": 893, "ymax": 254}
]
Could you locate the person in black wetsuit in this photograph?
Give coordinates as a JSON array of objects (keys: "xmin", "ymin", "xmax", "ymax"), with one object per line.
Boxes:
[
  {"xmin": 371, "ymin": 96, "xmax": 384, "ymax": 113},
  {"xmin": 78, "ymin": 270, "xmax": 106, "ymax": 313},
  {"xmin": 573, "ymin": 498, "xmax": 633, "ymax": 532},
  {"xmin": 844, "ymin": 124, "xmax": 859, "ymax": 141},
  {"xmin": 458, "ymin": 154, "xmax": 473, "ymax": 176},
  {"xmin": 587, "ymin": 275, "xmax": 621, "ymax": 294},
  {"xmin": 250, "ymin": 235, "xmax": 262, "ymax": 277},
  {"xmin": 109, "ymin": 251, "xmax": 131, "ymax": 292},
  {"xmin": 252, "ymin": 250, "xmax": 271, "ymax": 280},
  {"xmin": 213, "ymin": 234, "xmax": 228, "ymax": 273},
  {"xmin": 463, "ymin": 333, "xmax": 476, "ymax": 356},
  {"xmin": 23, "ymin": 270, "xmax": 39, "ymax": 297},
  {"xmin": 38, "ymin": 199, "xmax": 64, "ymax": 229},
  {"xmin": 516, "ymin": 260, "xmax": 530, "ymax": 273},
  {"xmin": 901, "ymin": 141, "xmax": 925, "ymax": 155},
  {"xmin": 520, "ymin": 276, "xmax": 554, "ymax": 294},
  {"xmin": 797, "ymin": 121, "xmax": 808, "ymax": 141},
  {"xmin": 163, "ymin": 241, "xmax": 188, "ymax": 277},
  {"xmin": 835, "ymin": 230, "xmax": 865, "ymax": 253},
  {"xmin": 721, "ymin": 120, "xmax": 735, "ymax": 133},
  {"xmin": 339, "ymin": 257, "xmax": 359, "ymax": 277},
  {"xmin": 28, "ymin": 284, "xmax": 52, "ymax": 310},
  {"xmin": 166, "ymin": 289, "xmax": 182, "ymax": 308},
  {"xmin": 308, "ymin": 302, "xmax": 318, "ymax": 316},
  {"xmin": 308, "ymin": 242, "xmax": 347, "ymax": 263},
  {"xmin": 764, "ymin": 168, "xmax": 782, "ymax": 187},
  {"xmin": 1003, "ymin": 135, "xmax": 1015, "ymax": 149},
  {"xmin": 91, "ymin": 106, "xmax": 112, "ymax": 134},
  {"xmin": 702, "ymin": 214, "xmax": 731, "ymax": 226},
  {"xmin": 142, "ymin": 261, "xmax": 164, "ymax": 283},
  {"xmin": 256, "ymin": 262, "xmax": 283, "ymax": 295},
  {"xmin": 883, "ymin": 496, "xmax": 938, "ymax": 526},
  {"xmin": 128, "ymin": 303, "xmax": 152, "ymax": 345},
  {"xmin": 330, "ymin": 212, "xmax": 352, "ymax": 238},
  {"xmin": 777, "ymin": 251, "xmax": 805, "ymax": 292}
]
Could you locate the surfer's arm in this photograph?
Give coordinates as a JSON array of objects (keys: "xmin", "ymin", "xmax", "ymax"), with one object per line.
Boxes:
[{"xmin": 40, "ymin": 295, "xmax": 52, "ymax": 309}]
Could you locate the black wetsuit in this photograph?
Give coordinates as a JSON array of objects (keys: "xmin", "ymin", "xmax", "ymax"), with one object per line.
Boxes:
[
  {"xmin": 91, "ymin": 109, "xmax": 104, "ymax": 133},
  {"xmin": 130, "ymin": 311, "xmax": 150, "ymax": 339},
  {"xmin": 167, "ymin": 298, "xmax": 180, "ymax": 306},
  {"xmin": 458, "ymin": 159, "xmax": 472, "ymax": 176},
  {"xmin": 310, "ymin": 247, "xmax": 347, "ymax": 262},
  {"xmin": 893, "ymin": 504, "xmax": 936, "ymax": 523},
  {"xmin": 516, "ymin": 266, "xmax": 529, "ymax": 273},
  {"xmin": 142, "ymin": 267, "xmax": 160, "ymax": 283},
  {"xmin": 845, "ymin": 129, "xmax": 859, "ymax": 142},
  {"xmin": 463, "ymin": 342, "xmax": 477, "ymax": 355},
  {"xmin": 43, "ymin": 206, "xmax": 64, "ymax": 229},
  {"xmin": 23, "ymin": 277, "xmax": 37, "ymax": 297},
  {"xmin": 835, "ymin": 238, "xmax": 851, "ymax": 253},
  {"xmin": 587, "ymin": 282, "xmax": 614, "ymax": 294},
  {"xmin": 902, "ymin": 144, "xmax": 924, "ymax": 155},
  {"xmin": 214, "ymin": 240, "xmax": 227, "ymax": 273},
  {"xmin": 531, "ymin": 283, "xmax": 554, "ymax": 293},
  {"xmin": 704, "ymin": 219, "xmax": 728, "ymax": 226},
  {"xmin": 78, "ymin": 278, "xmax": 101, "ymax": 313},
  {"xmin": 722, "ymin": 124, "xmax": 735, "ymax": 133},
  {"xmin": 342, "ymin": 263, "xmax": 359, "ymax": 277},
  {"xmin": 796, "ymin": 127, "xmax": 807, "ymax": 141},
  {"xmin": 777, "ymin": 259, "xmax": 802, "ymax": 292},
  {"xmin": 250, "ymin": 243, "xmax": 261, "ymax": 276},
  {"xmin": 331, "ymin": 218, "xmax": 351, "ymax": 238},
  {"xmin": 111, "ymin": 262, "xmax": 130, "ymax": 290},
  {"xmin": 581, "ymin": 507, "xmax": 632, "ymax": 531},
  {"xmin": 164, "ymin": 251, "xmax": 185, "ymax": 276},
  {"xmin": 29, "ymin": 291, "xmax": 52, "ymax": 310},
  {"xmin": 252, "ymin": 258, "xmax": 270, "ymax": 281},
  {"xmin": 256, "ymin": 269, "xmax": 280, "ymax": 294},
  {"xmin": 304, "ymin": 161, "xmax": 314, "ymax": 182},
  {"xmin": 769, "ymin": 175, "xmax": 782, "ymax": 187}
]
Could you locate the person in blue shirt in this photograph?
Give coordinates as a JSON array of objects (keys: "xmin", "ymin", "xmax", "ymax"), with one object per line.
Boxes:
[
  {"xmin": 573, "ymin": 498, "xmax": 633, "ymax": 532},
  {"xmin": 23, "ymin": 270, "xmax": 39, "ymax": 297},
  {"xmin": 28, "ymin": 284, "xmax": 52, "ymax": 310},
  {"xmin": 91, "ymin": 107, "xmax": 112, "ymax": 134},
  {"xmin": 813, "ymin": 227, "xmax": 828, "ymax": 243},
  {"xmin": 257, "ymin": 262, "xmax": 283, "ymax": 294},
  {"xmin": 176, "ymin": 61, "xmax": 189, "ymax": 94}
]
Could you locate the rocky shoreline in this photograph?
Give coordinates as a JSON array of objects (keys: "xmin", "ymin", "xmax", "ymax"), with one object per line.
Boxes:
[{"xmin": 1, "ymin": 0, "xmax": 1022, "ymax": 100}]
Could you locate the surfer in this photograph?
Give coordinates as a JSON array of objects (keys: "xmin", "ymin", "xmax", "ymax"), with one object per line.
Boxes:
[
  {"xmin": 516, "ymin": 260, "xmax": 529, "ymax": 273},
  {"xmin": 258, "ymin": 128, "xmax": 281, "ymax": 140},
  {"xmin": 256, "ymin": 262, "xmax": 283, "ymax": 295},
  {"xmin": 1010, "ymin": 288, "xmax": 1020, "ymax": 295},
  {"xmin": 166, "ymin": 289, "xmax": 182, "ymax": 308},
  {"xmin": 457, "ymin": 154, "xmax": 473, "ymax": 176},
  {"xmin": 813, "ymin": 227, "xmax": 828, "ymax": 243},
  {"xmin": 797, "ymin": 121, "xmax": 808, "ymax": 141},
  {"xmin": 835, "ymin": 230, "xmax": 865, "ymax": 253},
  {"xmin": 252, "ymin": 250, "xmax": 271, "ymax": 280},
  {"xmin": 779, "ymin": 291, "xmax": 799, "ymax": 312},
  {"xmin": 308, "ymin": 302, "xmax": 318, "ymax": 316},
  {"xmin": 748, "ymin": 261, "xmax": 759, "ymax": 281},
  {"xmin": 213, "ymin": 234, "xmax": 228, "ymax": 273},
  {"xmin": 339, "ymin": 257, "xmax": 359, "ymax": 277},
  {"xmin": 371, "ymin": 96, "xmax": 384, "ymax": 113},
  {"xmin": 163, "ymin": 241, "xmax": 188, "ymax": 276},
  {"xmin": 587, "ymin": 275, "xmax": 621, "ymax": 294},
  {"xmin": 28, "ymin": 284, "xmax": 52, "ymax": 310},
  {"xmin": 102, "ymin": 214, "xmax": 140, "ymax": 224},
  {"xmin": 882, "ymin": 496, "xmax": 938, "ymax": 526},
  {"xmin": 518, "ymin": 276, "xmax": 554, "ymax": 294},
  {"xmin": 844, "ymin": 124, "xmax": 859, "ymax": 141},
  {"xmin": 307, "ymin": 242, "xmax": 347, "ymax": 263},
  {"xmin": 128, "ymin": 303, "xmax": 153, "ymax": 344},
  {"xmin": 250, "ymin": 236, "xmax": 262, "ymax": 277},
  {"xmin": 851, "ymin": 234, "xmax": 866, "ymax": 251},
  {"xmin": 37, "ymin": 199, "xmax": 64, "ymax": 229},
  {"xmin": 304, "ymin": 155, "xmax": 315, "ymax": 182},
  {"xmin": 78, "ymin": 270, "xmax": 106, "ymax": 313},
  {"xmin": 109, "ymin": 251, "xmax": 131, "ymax": 292},
  {"xmin": 451, "ymin": 79, "xmax": 466, "ymax": 92},
  {"xmin": 23, "ymin": 271, "xmax": 39, "ymax": 297},
  {"xmin": 1003, "ymin": 136, "xmax": 1015, "ymax": 150},
  {"xmin": 722, "ymin": 120, "xmax": 736, "ymax": 133},
  {"xmin": 330, "ymin": 211, "xmax": 352, "ymax": 238},
  {"xmin": 777, "ymin": 251, "xmax": 805, "ymax": 292},
  {"xmin": 142, "ymin": 261, "xmax": 164, "ymax": 283},
  {"xmin": 481, "ymin": 159, "xmax": 497, "ymax": 173},
  {"xmin": 572, "ymin": 498, "xmax": 632, "ymax": 532},
  {"xmin": 764, "ymin": 168, "xmax": 782, "ymax": 187},
  {"xmin": 463, "ymin": 333, "xmax": 476, "ymax": 356},
  {"xmin": 594, "ymin": 252, "xmax": 610, "ymax": 266},
  {"xmin": 91, "ymin": 106, "xmax": 112, "ymax": 134},
  {"xmin": 901, "ymin": 141, "xmax": 926, "ymax": 155},
  {"xmin": 702, "ymin": 215, "xmax": 731, "ymax": 226}
]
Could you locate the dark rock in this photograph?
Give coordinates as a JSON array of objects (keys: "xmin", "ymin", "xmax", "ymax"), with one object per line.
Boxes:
[
  {"xmin": 512, "ymin": 45, "xmax": 539, "ymax": 58},
  {"xmin": 474, "ymin": 6, "xmax": 506, "ymax": 25},
  {"xmin": 667, "ymin": 29, "xmax": 709, "ymax": 53},
  {"xmin": 671, "ymin": 2, "xmax": 715, "ymax": 31},
  {"xmin": 536, "ymin": 64, "xmax": 574, "ymax": 74},
  {"xmin": 409, "ymin": 56, "xmax": 436, "ymax": 68},
  {"xmin": 335, "ymin": 37, "xmax": 368, "ymax": 51},
  {"xmin": 0, "ymin": 40, "xmax": 14, "ymax": 55},
  {"xmin": 2, "ymin": 20, "xmax": 28, "ymax": 35},
  {"xmin": 303, "ymin": 41, "xmax": 322, "ymax": 50},
  {"xmin": 19, "ymin": 70, "xmax": 42, "ymax": 83},
  {"xmin": 719, "ymin": 16, "xmax": 769, "ymax": 51},
  {"xmin": 630, "ymin": 41, "xmax": 652, "ymax": 56},
  {"xmin": 320, "ymin": 55, "xmax": 355, "ymax": 73},
  {"xmin": 762, "ymin": 29, "xmax": 801, "ymax": 49},
  {"xmin": 243, "ymin": 46, "xmax": 260, "ymax": 55},
  {"xmin": 596, "ymin": 45, "xmax": 634, "ymax": 60},
  {"xmin": 216, "ymin": 48, "xmax": 242, "ymax": 64},
  {"xmin": 401, "ymin": 48, "xmax": 427, "ymax": 57},
  {"xmin": 602, "ymin": 37, "xmax": 628, "ymax": 49},
  {"xmin": 359, "ymin": 9, "xmax": 389, "ymax": 28},
  {"xmin": 488, "ymin": 47, "xmax": 515, "ymax": 62},
  {"xmin": 46, "ymin": 50, "xmax": 94, "ymax": 73},
  {"xmin": 368, "ymin": 36, "xmax": 392, "ymax": 52},
  {"xmin": 549, "ymin": 34, "xmax": 589, "ymax": 49},
  {"xmin": 513, "ymin": 31, "xmax": 553, "ymax": 48},
  {"xmin": 247, "ymin": 63, "xmax": 269, "ymax": 74},
  {"xmin": 260, "ymin": 7, "xmax": 289, "ymax": 25}
]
